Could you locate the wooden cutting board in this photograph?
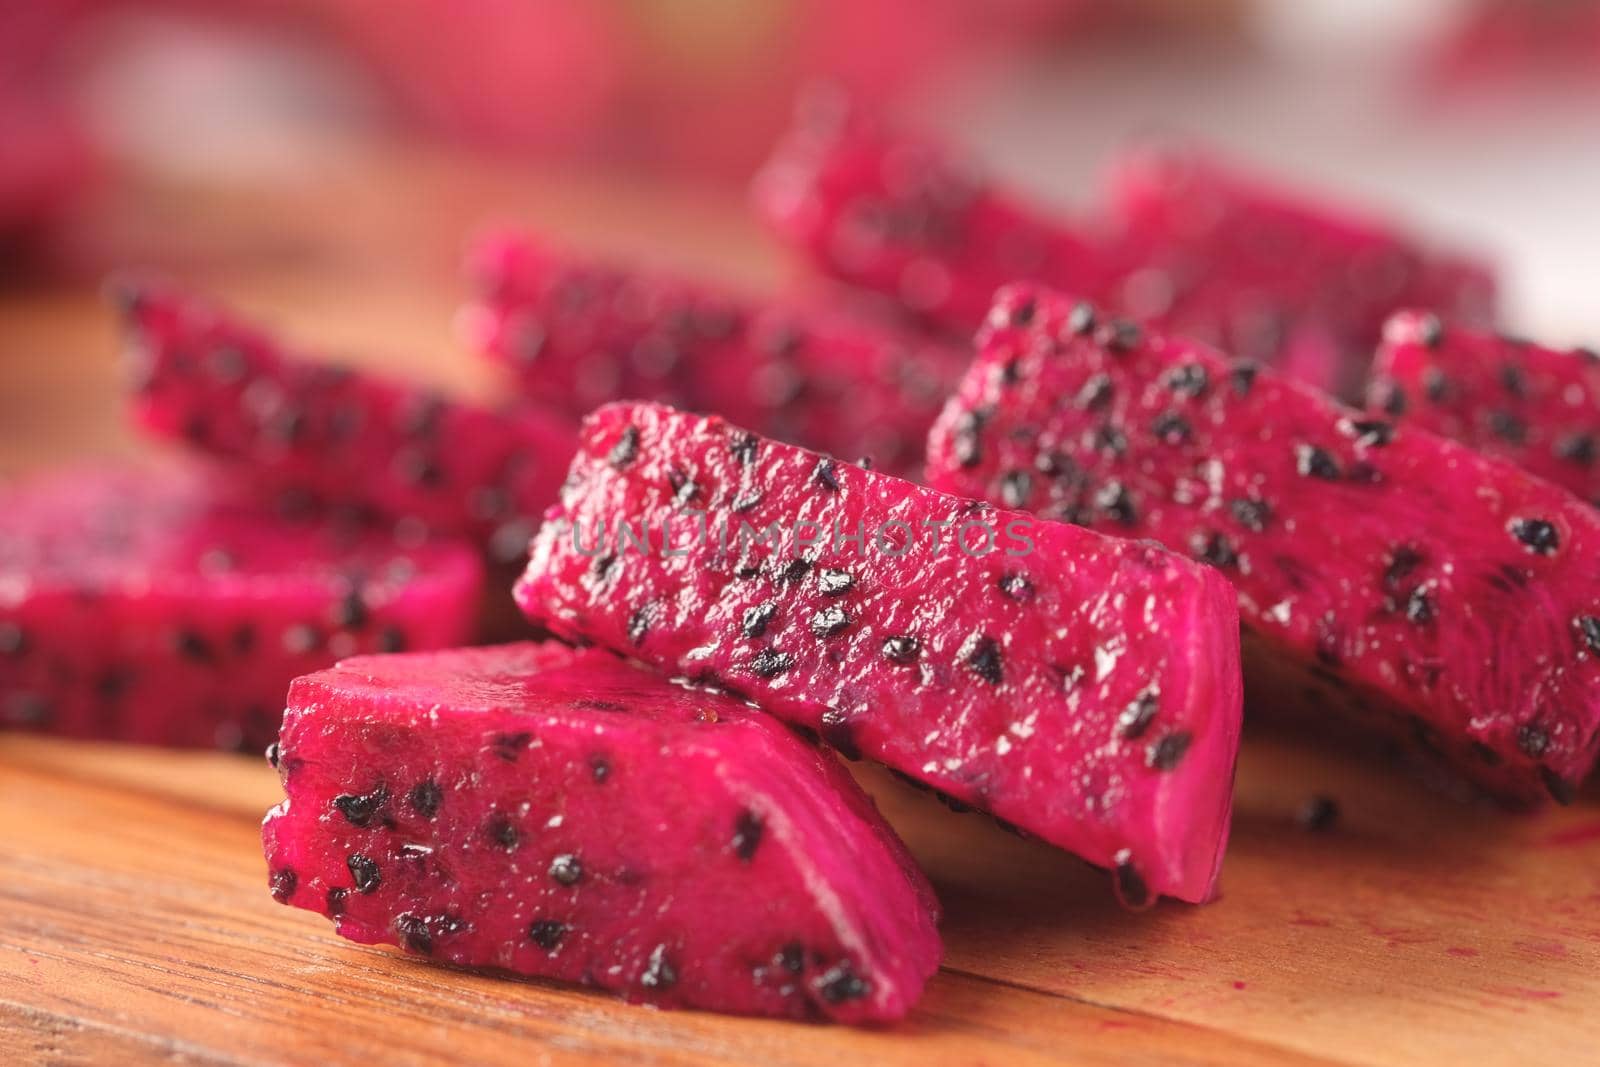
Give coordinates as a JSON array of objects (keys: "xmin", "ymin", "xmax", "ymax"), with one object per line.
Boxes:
[{"xmin": 2, "ymin": 144, "xmax": 1597, "ymax": 1066}]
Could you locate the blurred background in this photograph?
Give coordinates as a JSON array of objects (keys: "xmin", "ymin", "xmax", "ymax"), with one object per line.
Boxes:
[{"xmin": 3, "ymin": 0, "xmax": 1600, "ymax": 472}]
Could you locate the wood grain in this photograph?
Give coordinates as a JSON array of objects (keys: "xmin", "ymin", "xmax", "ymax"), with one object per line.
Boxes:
[{"xmin": 2, "ymin": 142, "xmax": 1597, "ymax": 1065}]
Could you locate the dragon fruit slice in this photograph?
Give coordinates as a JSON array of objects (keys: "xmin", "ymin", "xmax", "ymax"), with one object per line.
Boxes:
[
  {"xmin": 514, "ymin": 401, "xmax": 1243, "ymax": 905},
  {"xmin": 754, "ymin": 103, "xmax": 1118, "ymax": 335},
  {"xmin": 262, "ymin": 641, "xmax": 941, "ymax": 1023},
  {"xmin": 0, "ymin": 464, "xmax": 480, "ymax": 751},
  {"xmin": 120, "ymin": 280, "xmax": 576, "ymax": 562},
  {"xmin": 1369, "ymin": 312, "xmax": 1600, "ymax": 506},
  {"xmin": 927, "ymin": 284, "xmax": 1600, "ymax": 807},
  {"xmin": 1103, "ymin": 147, "xmax": 1498, "ymax": 397},
  {"xmin": 753, "ymin": 107, "xmax": 1496, "ymax": 395},
  {"xmin": 462, "ymin": 232, "xmax": 970, "ymax": 476}
]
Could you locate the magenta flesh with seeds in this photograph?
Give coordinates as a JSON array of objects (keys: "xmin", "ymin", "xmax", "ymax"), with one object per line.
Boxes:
[
  {"xmin": 0, "ymin": 464, "xmax": 480, "ymax": 750},
  {"xmin": 928, "ymin": 284, "xmax": 1600, "ymax": 807},
  {"xmin": 516, "ymin": 401, "xmax": 1243, "ymax": 905},
  {"xmin": 261, "ymin": 642, "xmax": 940, "ymax": 1023}
]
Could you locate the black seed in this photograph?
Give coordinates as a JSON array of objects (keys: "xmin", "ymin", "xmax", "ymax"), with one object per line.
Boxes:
[
  {"xmin": 529, "ymin": 920, "xmax": 568, "ymax": 951},
  {"xmin": 1147, "ymin": 731, "xmax": 1192, "ymax": 771},
  {"xmin": 1404, "ymin": 586, "xmax": 1435, "ymax": 624},
  {"xmin": 750, "ymin": 648, "xmax": 795, "ymax": 678},
  {"xmin": 590, "ymin": 755, "xmax": 612, "ymax": 783},
  {"xmin": 1075, "ymin": 373, "xmax": 1113, "ymax": 411},
  {"xmin": 1009, "ymin": 296, "xmax": 1037, "ymax": 326},
  {"xmin": 641, "ymin": 944, "xmax": 678, "ymax": 990},
  {"xmin": 1065, "ymin": 301, "xmax": 1096, "ymax": 336},
  {"xmin": 1577, "ymin": 615, "xmax": 1600, "ymax": 655},
  {"xmin": 230, "ymin": 623, "xmax": 256, "ymax": 655},
  {"xmin": 377, "ymin": 626, "xmax": 407, "ymax": 653},
  {"xmin": 265, "ymin": 742, "xmax": 281, "ymax": 769},
  {"xmin": 269, "ymin": 867, "xmax": 297, "ymax": 903},
  {"xmin": 627, "ymin": 603, "xmax": 656, "ymax": 645},
  {"xmin": 173, "ymin": 628, "xmax": 215, "ymax": 663},
  {"xmin": 1117, "ymin": 690, "xmax": 1159, "ymax": 740},
  {"xmin": 333, "ymin": 784, "xmax": 389, "ymax": 828},
  {"xmin": 997, "ymin": 571, "xmax": 1034, "ymax": 602},
  {"xmin": 776, "ymin": 942, "xmax": 805, "ymax": 974},
  {"xmin": 1384, "ymin": 545, "xmax": 1423, "ymax": 588},
  {"xmin": 1556, "ymin": 434, "xmax": 1597, "ymax": 466},
  {"xmin": 953, "ymin": 429, "xmax": 982, "ymax": 468},
  {"xmin": 777, "ymin": 558, "xmax": 812, "ymax": 584},
  {"xmin": 1229, "ymin": 498, "xmax": 1270, "ymax": 532},
  {"xmin": 816, "ymin": 568, "xmax": 854, "ymax": 597},
  {"xmin": 0, "ymin": 622, "xmax": 26, "ymax": 656},
  {"xmin": 1488, "ymin": 410, "xmax": 1527, "ymax": 444},
  {"xmin": 1094, "ymin": 425, "xmax": 1128, "ymax": 456},
  {"xmin": 1095, "ymin": 318, "xmax": 1142, "ymax": 352},
  {"xmin": 1298, "ymin": 795, "xmax": 1340, "ymax": 833},
  {"xmin": 494, "ymin": 732, "xmax": 532, "ymax": 762},
  {"xmin": 1378, "ymin": 381, "xmax": 1407, "ymax": 416},
  {"xmin": 1509, "ymin": 517, "xmax": 1559, "ymax": 555},
  {"xmin": 731, "ymin": 489, "xmax": 764, "ymax": 513},
  {"xmin": 1151, "ymin": 411, "xmax": 1191, "ymax": 445},
  {"xmin": 1094, "ymin": 480, "xmax": 1137, "ymax": 525},
  {"xmin": 741, "ymin": 602, "xmax": 778, "ymax": 639},
  {"xmin": 814, "ymin": 459, "xmax": 841, "ymax": 492},
  {"xmin": 1112, "ymin": 849, "xmax": 1150, "ymax": 909},
  {"xmin": 395, "ymin": 452, "xmax": 444, "ymax": 489},
  {"xmin": 1230, "ymin": 361, "xmax": 1259, "ymax": 395},
  {"xmin": 1191, "ymin": 531, "xmax": 1237, "ymax": 569},
  {"xmin": 549, "ymin": 853, "xmax": 582, "ymax": 885},
  {"xmin": 1517, "ymin": 723, "xmax": 1550, "ymax": 758},
  {"xmin": 1163, "ymin": 363, "xmax": 1209, "ymax": 398},
  {"xmin": 810, "ymin": 606, "xmax": 851, "ymax": 637},
  {"xmin": 347, "ymin": 854, "xmax": 381, "ymax": 894},
  {"xmin": 729, "ymin": 432, "xmax": 759, "ymax": 464},
  {"xmin": 396, "ymin": 913, "xmax": 433, "ymax": 955},
  {"xmin": 1499, "ymin": 363, "xmax": 1526, "ymax": 397},
  {"xmin": 998, "ymin": 469, "xmax": 1032, "ymax": 508},
  {"xmin": 408, "ymin": 779, "xmax": 442, "ymax": 819},
  {"xmin": 608, "ymin": 425, "xmax": 640, "ymax": 468},
  {"xmin": 485, "ymin": 814, "xmax": 519, "ymax": 851},
  {"xmin": 882, "ymin": 635, "xmax": 920, "ymax": 664},
  {"xmin": 95, "ymin": 668, "xmax": 133, "ymax": 702},
  {"xmin": 668, "ymin": 469, "xmax": 701, "ymax": 507},
  {"xmin": 1542, "ymin": 766, "xmax": 1577, "ymax": 806},
  {"xmin": 1341, "ymin": 418, "xmax": 1394, "ymax": 448},
  {"xmin": 819, "ymin": 707, "xmax": 861, "ymax": 760},
  {"xmin": 817, "ymin": 962, "xmax": 872, "ymax": 1004},
  {"xmin": 1416, "ymin": 313, "xmax": 1444, "ymax": 349},
  {"xmin": 331, "ymin": 588, "xmax": 369, "ymax": 630},
  {"xmin": 1295, "ymin": 444, "xmax": 1341, "ymax": 480},
  {"xmin": 1423, "ymin": 367, "xmax": 1447, "ymax": 402},
  {"xmin": 961, "ymin": 633, "xmax": 1003, "ymax": 685},
  {"xmin": 326, "ymin": 886, "xmax": 348, "ymax": 916},
  {"xmin": 732, "ymin": 809, "xmax": 765, "ymax": 862}
]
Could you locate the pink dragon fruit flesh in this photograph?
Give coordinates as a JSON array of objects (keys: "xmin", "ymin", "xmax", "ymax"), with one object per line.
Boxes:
[
  {"xmin": 927, "ymin": 284, "xmax": 1600, "ymax": 807},
  {"xmin": 1369, "ymin": 311, "xmax": 1600, "ymax": 506},
  {"xmin": 462, "ymin": 232, "xmax": 970, "ymax": 477},
  {"xmin": 753, "ymin": 105, "xmax": 1496, "ymax": 398},
  {"xmin": 1, "ymin": 463, "xmax": 481, "ymax": 751},
  {"xmin": 515, "ymin": 400, "xmax": 1243, "ymax": 906},
  {"xmin": 262, "ymin": 641, "xmax": 941, "ymax": 1023},
  {"xmin": 1102, "ymin": 146, "xmax": 1497, "ymax": 398},
  {"xmin": 118, "ymin": 280, "xmax": 576, "ymax": 566}
]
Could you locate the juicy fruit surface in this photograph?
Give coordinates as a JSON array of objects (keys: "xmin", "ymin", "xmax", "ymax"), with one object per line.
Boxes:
[
  {"xmin": 122, "ymin": 281, "xmax": 576, "ymax": 562},
  {"xmin": 1104, "ymin": 148, "xmax": 1497, "ymax": 396},
  {"xmin": 0, "ymin": 464, "xmax": 481, "ymax": 750},
  {"xmin": 516, "ymin": 401, "xmax": 1243, "ymax": 904},
  {"xmin": 262, "ymin": 642, "xmax": 940, "ymax": 1023},
  {"xmin": 754, "ymin": 109, "xmax": 1495, "ymax": 395},
  {"xmin": 1369, "ymin": 312, "xmax": 1600, "ymax": 505},
  {"xmin": 927, "ymin": 284, "xmax": 1600, "ymax": 806},
  {"xmin": 463, "ymin": 233, "xmax": 969, "ymax": 476},
  {"xmin": 754, "ymin": 105, "xmax": 1116, "ymax": 335}
]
